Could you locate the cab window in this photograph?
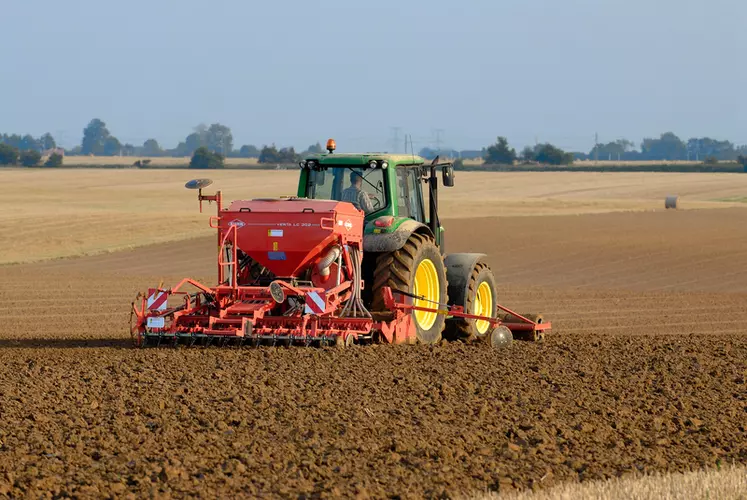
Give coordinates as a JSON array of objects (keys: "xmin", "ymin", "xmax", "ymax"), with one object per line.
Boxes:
[
  {"xmin": 396, "ymin": 168, "xmax": 424, "ymax": 222},
  {"xmin": 307, "ymin": 167, "xmax": 386, "ymax": 215}
]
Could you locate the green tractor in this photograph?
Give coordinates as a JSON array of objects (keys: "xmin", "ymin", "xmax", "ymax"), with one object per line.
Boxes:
[{"xmin": 295, "ymin": 139, "xmax": 498, "ymax": 345}]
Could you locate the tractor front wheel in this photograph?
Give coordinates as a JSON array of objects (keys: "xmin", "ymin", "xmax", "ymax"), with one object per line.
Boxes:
[{"xmin": 371, "ymin": 233, "xmax": 448, "ymax": 344}]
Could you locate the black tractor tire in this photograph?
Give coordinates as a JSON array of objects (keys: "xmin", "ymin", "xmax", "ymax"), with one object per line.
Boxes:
[
  {"xmin": 370, "ymin": 233, "xmax": 448, "ymax": 344},
  {"xmin": 444, "ymin": 262, "xmax": 498, "ymax": 342}
]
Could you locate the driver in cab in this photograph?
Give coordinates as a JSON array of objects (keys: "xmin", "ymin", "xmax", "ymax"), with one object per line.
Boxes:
[{"xmin": 341, "ymin": 171, "xmax": 375, "ymax": 213}]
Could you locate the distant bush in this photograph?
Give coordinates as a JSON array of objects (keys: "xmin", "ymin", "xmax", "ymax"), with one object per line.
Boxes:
[
  {"xmin": 259, "ymin": 144, "xmax": 298, "ymax": 164},
  {"xmin": 189, "ymin": 146, "xmax": 224, "ymax": 169},
  {"xmin": 45, "ymin": 152, "xmax": 64, "ymax": 167},
  {"xmin": 483, "ymin": 137, "xmax": 516, "ymax": 165},
  {"xmin": 703, "ymin": 155, "xmax": 719, "ymax": 165},
  {"xmin": 535, "ymin": 143, "xmax": 574, "ymax": 165},
  {"xmin": 20, "ymin": 150, "xmax": 42, "ymax": 167},
  {"xmin": 0, "ymin": 144, "xmax": 19, "ymax": 165}
]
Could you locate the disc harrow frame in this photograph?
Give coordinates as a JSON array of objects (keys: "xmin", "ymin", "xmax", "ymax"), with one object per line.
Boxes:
[{"xmin": 131, "ymin": 282, "xmax": 550, "ymax": 348}]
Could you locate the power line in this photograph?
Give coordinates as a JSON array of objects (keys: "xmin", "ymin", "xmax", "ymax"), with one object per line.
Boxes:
[
  {"xmin": 390, "ymin": 127, "xmax": 401, "ymax": 153},
  {"xmin": 433, "ymin": 128, "xmax": 444, "ymax": 152}
]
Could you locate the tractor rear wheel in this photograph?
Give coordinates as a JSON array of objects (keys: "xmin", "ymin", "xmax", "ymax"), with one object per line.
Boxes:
[
  {"xmin": 445, "ymin": 262, "xmax": 498, "ymax": 342},
  {"xmin": 371, "ymin": 233, "xmax": 447, "ymax": 344}
]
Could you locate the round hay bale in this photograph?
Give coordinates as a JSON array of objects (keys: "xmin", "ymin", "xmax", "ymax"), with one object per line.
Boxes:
[{"xmin": 665, "ymin": 195, "xmax": 679, "ymax": 209}]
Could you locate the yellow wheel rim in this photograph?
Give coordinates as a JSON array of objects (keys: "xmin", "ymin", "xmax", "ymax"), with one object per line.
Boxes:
[
  {"xmin": 474, "ymin": 281, "xmax": 493, "ymax": 335},
  {"xmin": 413, "ymin": 258, "xmax": 439, "ymax": 330}
]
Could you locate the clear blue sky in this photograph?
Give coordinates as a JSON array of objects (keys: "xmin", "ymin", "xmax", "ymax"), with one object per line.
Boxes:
[{"xmin": 1, "ymin": 0, "xmax": 744, "ymax": 152}]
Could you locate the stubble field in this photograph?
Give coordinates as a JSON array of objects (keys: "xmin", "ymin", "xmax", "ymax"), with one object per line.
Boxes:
[
  {"xmin": 3, "ymin": 168, "xmax": 747, "ymax": 265},
  {"xmin": 0, "ymin": 169, "xmax": 746, "ymax": 498}
]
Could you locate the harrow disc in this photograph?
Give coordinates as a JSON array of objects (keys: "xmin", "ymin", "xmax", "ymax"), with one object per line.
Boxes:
[
  {"xmin": 185, "ymin": 178, "xmax": 214, "ymax": 189},
  {"xmin": 489, "ymin": 325, "xmax": 513, "ymax": 349},
  {"xmin": 335, "ymin": 334, "xmax": 355, "ymax": 349},
  {"xmin": 138, "ymin": 332, "xmax": 344, "ymax": 349}
]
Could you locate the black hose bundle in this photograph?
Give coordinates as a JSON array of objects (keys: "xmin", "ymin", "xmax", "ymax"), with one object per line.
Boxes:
[{"xmin": 340, "ymin": 246, "xmax": 371, "ymax": 319}]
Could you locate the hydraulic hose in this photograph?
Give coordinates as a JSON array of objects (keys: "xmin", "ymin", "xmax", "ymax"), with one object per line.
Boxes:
[{"xmin": 317, "ymin": 246, "xmax": 341, "ymax": 278}]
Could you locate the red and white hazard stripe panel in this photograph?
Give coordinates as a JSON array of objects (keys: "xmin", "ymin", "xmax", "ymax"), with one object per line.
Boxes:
[
  {"xmin": 147, "ymin": 288, "xmax": 168, "ymax": 311},
  {"xmin": 146, "ymin": 288, "xmax": 167, "ymax": 329},
  {"xmin": 304, "ymin": 291, "xmax": 327, "ymax": 315}
]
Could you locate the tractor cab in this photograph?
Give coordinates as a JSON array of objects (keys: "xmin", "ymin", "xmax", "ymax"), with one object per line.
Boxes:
[
  {"xmin": 305, "ymin": 165, "xmax": 387, "ymax": 215},
  {"xmin": 297, "ymin": 139, "xmax": 455, "ymax": 250}
]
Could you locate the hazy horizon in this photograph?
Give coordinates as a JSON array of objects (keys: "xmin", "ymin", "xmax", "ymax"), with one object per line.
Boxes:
[{"xmin": 2, "ymin": 0, "xmax": 745, "ymax": 152}]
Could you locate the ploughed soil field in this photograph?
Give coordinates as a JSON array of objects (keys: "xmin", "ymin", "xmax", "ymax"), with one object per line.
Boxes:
[{"xmin": 1, "ymin": 208, "xmax": 747, "ymax": 498}]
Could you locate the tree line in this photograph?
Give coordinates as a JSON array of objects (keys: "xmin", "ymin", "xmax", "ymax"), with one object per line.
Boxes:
[
  {"xmin": 0, "ymin": 119, "xmax": 326, "ymax": 167},
  {"xmin": 582, "ymin": 133, "xmax": 747, "ymax": 163},
  {"xmin": 73, "ymin": 119, "xmax": 328, "ymax": 162},
  {"xmin": 1, "ymin": 119, "xmax": 746, "ymax": 168},
  {"xmin": 435, "ymin": 133, "xmax": 747, "ymax": 167}
]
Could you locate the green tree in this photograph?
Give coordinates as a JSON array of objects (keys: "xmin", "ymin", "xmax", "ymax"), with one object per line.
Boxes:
[
  {"xmin": 589, "ymin": 139, "xmax": 635, "ymax": 161},
  {"xmin": 81, "ymin": 118, "xmax": 111, "ymax": 155},
  {"xmin": 19, "ymin": 134, "xmax": 40, "ymax": 152},
  {"xmin": 483, "ymin": 137, "xmax": 516, "ymax": 165},
  {"xmin": 20, "ymin": 150, "xmax": 42, "ymax": 167},
  {"xmin": 170, "ymin": 141, "xmax": 188, "ymax": 156},
  {"xmin": 305, "ymin": 142, "xmax": 323, "ymax": 154},
  {"xmin": 641, "ymin": 132, "xmax": 687, "ymax": 161},
  {"xmin": 103, "ymin": 136, "xmax": 122, "ymax": 156},
  {"xmin": 122, "ymin": 144, "xmax": 136, "ymax": 156},
  {"xmin": 535, "ymin": 143, "xmax": 573, "ymax": 165},
  {"xmin": 238, "ymin": 144, "xmax": 260, "ymax": 158},
  {"xmin": 258, "ymin": 144, "xmax": 298, "ymax": 163},
  {"xmin": 40, "ymin": 133, "xmax": 56, "ymax": 151},
  {"xmin": 45, "ymin": 152, "xmax": 63, "ymax": 167},
  {"xmin": 259, "ymin": 144, "xmax": 280, "ymax": 163},
  {"xmin": 520, "ymin": 146, "xmax": 535, "ymax": 163},
  {"xmin": 205, "ymin": 123, "xmax": 233, "ymax": 155},
  {"xmin": 0, "ymin": 144, "xmax": 19, "ymax": 165},
  {"xmin": 2, "ymin": 134, "xmax": 22, "ymax": 149},
  {"xmin": 142, "ymin": 139, "xmax": 162, "ymax": 156},
  {"xmin": 184, "ymin": 132, "xmax": 205, "ymax": 155},
  {"xmin": 687, "ymin": 137, "xmax": 735, "ymax": 161},
  {"xmin": 189, "ymin": 146, "xmax": 224, "ymax": 169},
  {"xmin": 278, "ymin": 147, "xmax": 298, "ymax": 162}
]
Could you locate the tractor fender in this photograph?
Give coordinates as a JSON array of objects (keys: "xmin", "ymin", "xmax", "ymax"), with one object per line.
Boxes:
[
  {"xmin": 363, "ymin": 220, "xmax": 434, "ymax": 253},
  {"xmin": 444, "ymin": 253, "xmax": 489, "ymax": 307}
]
